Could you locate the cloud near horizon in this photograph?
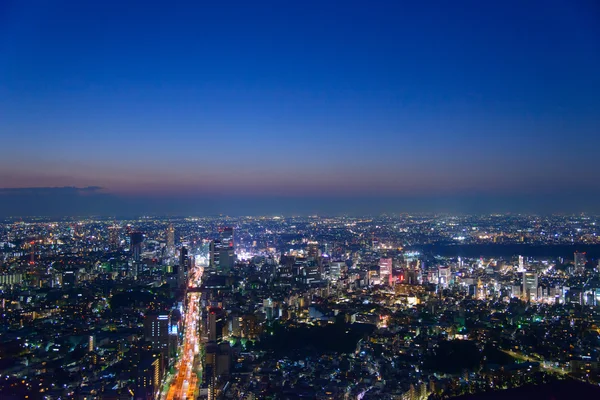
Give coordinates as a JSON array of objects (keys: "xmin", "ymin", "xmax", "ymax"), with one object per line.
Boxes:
[{"xmin": 1, "ymin": 186, "xmax": 600, "ymax": 217}]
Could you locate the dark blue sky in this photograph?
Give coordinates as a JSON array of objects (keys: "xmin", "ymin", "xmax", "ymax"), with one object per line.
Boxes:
[{"xmin": 1, "ymin": 1, "xmax": 599, "ymax": 216}]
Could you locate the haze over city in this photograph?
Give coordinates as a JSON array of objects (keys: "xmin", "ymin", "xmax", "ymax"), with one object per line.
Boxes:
[{"xmin": 1, "ymin": 1, "xmax": 599, "ymax": 216}]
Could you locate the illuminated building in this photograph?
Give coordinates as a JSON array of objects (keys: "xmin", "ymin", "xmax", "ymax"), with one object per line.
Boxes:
[
  {"xmin": 522, "ymin": 270, "xmax": 538, "ymax": 301},
  {"xmin": 574, "ymin": 251, "xmax": 587, "ymax": 273},
  {"xmin": 379, "ymin": 257, "xmax": 393, "ymax": 286},
  {"xmin": 219, "ymin": 227, "xmax": 234, "ymax": 249},
  {"xmin": 88, "ymin": 334, "xmax": 95, "ymax": 352},
  {"xmin": 144, "ymin": 314, "xmax": 170, "ymax": 356},
  {"xmin": 130, "ymin": 231, "xmax": 144, "ymax": 263},
  {"xmin": 180, "ymin": 246, "xmax": 190, "ymax": 280},
  {"xmin": 208, "ymin": 307, "xmax": 226, "ymax": 343},
  {"xmin": 307, "ymin": 241, "xmax": 319, "ymax": 259},
  {"xmin": 210, "ymin": 236, "xmax": 235, "ymax": 273},
  {"xmin": 166, "ymin": 224, "xmax": 175, "ymax": 253},
  {"xmin": 518, "ymin": 255, "xmax": 525, "ymax": 271},
  {"xmin": 438, "ymin": 266, "xmax": 451, "ymax": 289},
  {"xmin": 108, "ymin": 224, "xmax": 120, "ymax": 249},
  {"xmin": 135, "ymin": 353, "xmax": 163, "ymax": 398}
]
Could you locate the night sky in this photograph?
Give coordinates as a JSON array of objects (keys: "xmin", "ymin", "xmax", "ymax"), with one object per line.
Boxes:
[{"xmin": 1, "ymin": 1, "xmax": 599, "ymax": 216}]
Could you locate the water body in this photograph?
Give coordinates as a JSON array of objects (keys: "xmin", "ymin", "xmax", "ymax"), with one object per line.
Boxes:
[{"xmin": 413, "ymin": 244, "xmax": 600, "ymax": 260}]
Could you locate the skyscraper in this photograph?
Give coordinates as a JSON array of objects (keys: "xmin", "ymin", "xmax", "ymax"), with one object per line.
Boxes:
[
  {"xmin": 219, "ymin": 227, "xmax": 234, "ymax": 249},
  {"xmin": 379, "ymin": 258, "xmax": 393, "ymax": 286},
  {"xmin": 144, "ymin": 314, "xmax": 170, "ymax": 356},
  {"xmin": 523, "ymin": 270, "xmax": 538, "ymax": 301},
  {"xmin": 211, "ymin": 234, "xmax": 235, "ymax": 273},
  {"xmin": 575, "ymin": 251, "xmax": 587, "ymax": 273},
  {"xmin": 208, "ymin": 307, "xmax": 226, "ymax": 343},
  {"xmin": 166, "ymin": 224, "xmax": 175, "ymax": 253},
  {"xmin": 130, "ymin": 231, "xmax": 144, "ymax": 263},
  {"xmin": 108, "ymin": 224, "xmax": 120, "ymax": 250},
  {"xmin": 438, "ymin": 266, "xmax": 451, "ymax": 289},
  {"xmin": 307, "ymin": 241, "xmax": 319, "ymax": 259}
]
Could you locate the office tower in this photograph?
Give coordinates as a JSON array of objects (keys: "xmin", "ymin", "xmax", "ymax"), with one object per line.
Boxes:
[
  {"xmin": 204, "ymin": 342, "xmax": 218, "ymax": 400},
  {"xmin": 330, "ymin": 261, "xmax": 343, "ymax": 281},
  {"xmin": 108, "ymin": 224, "xmax": 120, "ymax": 249},
  {"xmin": 379, "ymin": 258, "xmax": 393, "ymax": 286},
  {"xmin": 208, "ymin": 307, "xmax": 226, "ymax": 343},
  {"xmin": 301, "ymin": 263, "xmax": 321, "ymax": 286},
  {"xmin": 575, "ymin": 251, "xmax": 587, "ymax": 273},
  {"xmin": 62, "ymin": 270, "xmax": 76, "ymax": 286},
  {"xmin": 523, "ymin": 270, "xmax": 538, "ymax": 301},
  {"xmin": 130, "ymin": 231, "xmax": 144, "ymax": 263},
  {"xmin": 219, "ymin": 227, "xmax": 234, "ymax": 249},
  {"xmin": 438, "ymin": 266, "xmax": 451, "ymax": 289},
  {"xmin": 135, "ymin": 353, "xmax": 163, "ymax": 399},
  {"xmin": 144, "ymin": 314, "xmax": 170, "ymax": 356},
  {"xmin": 88, "ymin": 335, "xmax": 96, "ymax": 352},
  {"xmin": 307, "ymin": 241, "xmax": 319, "ymax": 259},
  {"xmin": 180, "ymin": 246, "xmax": 190, "ymax": 271},
  {"xmin": 518, "ymin": 255, "xmax": 525, "ymax": 271},
  {"xmin": 210, "ymin": 240, "xmax": 222, "ymax": 269},
  {"xmin": 263, "ymin": 298, "xmax": 274, "ymax": 321},
  {"xmin": 166, "ymin": 224, "xmax": 175, "ymax": 253},
  {"xmin": 210, "ymin": 239, "xmax": 234, "ymax": 273}
]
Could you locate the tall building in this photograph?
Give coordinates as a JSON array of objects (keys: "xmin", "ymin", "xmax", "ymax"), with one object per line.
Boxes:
[
  {"xmin": 130, "ymin": 231, "xmax": 144, "ymax": 263},
  {"xmin": 210, "ymin": 239, "xmax": 234, "ymax": 273},
  {"xmin": 307, "ymin": 241, "xmax": 319, "ymax": 259},
  {"xmin": 88, "ymin": 335, "xmax": 96, "ymax": 352},
  {"xmin": 219, "ymin": 227, "xmax": 234, "ymax": 249},
  {"xmin": 108, "ymin": 224, "xmax": 120, "ymax": 249},
  {"xmin": 518, "ymin": 255, "xmax": 525, "ymax": 271},
  {"xmin": 135, "ymin": 353, "xmax": 163, "ymax": 399},
  {"xmin": 575, "ymin": 251, "xmax": 587, "ymax": 273},
  {"xmin": 144, "ymin": 314, "xmax": 170, "ymax": 356},
  {"xmin": 180, "ymin": 247, "xmax": 190, "ymax": 272},
  {"xmin": 208, "ymin": 307, "xmax": 226, "ymax": 343},
  {"xmin": 379, "ymin": 258, "xmax": 393, "ymax": 286},
  {"xmin": 438, "ymin": 266, "xmax": 451, "ymax": 289},
  {"xmin": 166, "ymin": 224, "xmax": 175, "ymax": 253},
  {"xmin": 523, "ymin": 270, "xmax": 538, "ymax": 301},
  {"xmin": 204, "ymin": 342, "xmax": 218, "ymax": 400}
]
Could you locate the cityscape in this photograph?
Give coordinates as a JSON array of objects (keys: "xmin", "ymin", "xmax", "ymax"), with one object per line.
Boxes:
[
  {"xmin": 2, "ymin": 1, "xmax": 600, "ymax": 399},
  {"xmin": 1, "ymin": 215, "xmax": 600, "ymax": 399}
]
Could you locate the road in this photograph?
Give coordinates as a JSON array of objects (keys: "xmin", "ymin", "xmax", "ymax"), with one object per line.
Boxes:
[
  {"xmin": 163, "ymin": 264, "xmax": 204, "ymax": 400},
  {"xmin": 501, "ymin": 349, "xmax": 569, "ymax": 375}
]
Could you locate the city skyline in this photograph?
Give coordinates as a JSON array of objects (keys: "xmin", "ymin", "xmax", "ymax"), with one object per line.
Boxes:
[{"xmin": 1, "ymin": 1, "xmax": 600, "ymax": 215}]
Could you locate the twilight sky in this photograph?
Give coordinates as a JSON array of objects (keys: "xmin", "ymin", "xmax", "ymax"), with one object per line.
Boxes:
[{"xmin": 1, "ymin": 1, "xmax": 599, "ymax": 216}]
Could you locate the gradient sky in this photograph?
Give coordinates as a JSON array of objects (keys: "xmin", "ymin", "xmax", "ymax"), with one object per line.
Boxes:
[{"xmin": 1, "ymin": 1, "xmax": 599, "ymax": 216}]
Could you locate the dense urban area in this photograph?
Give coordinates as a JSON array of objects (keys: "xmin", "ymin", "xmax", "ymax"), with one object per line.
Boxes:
[{"xmin": 1, "ymin": 214, "xmax": 600, "ymax": 399}]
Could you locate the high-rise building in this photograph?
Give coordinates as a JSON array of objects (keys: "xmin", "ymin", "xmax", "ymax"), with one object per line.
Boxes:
[
  {"xmin": 204, "ymin": 342, "xmax": 218, "ymax": 400},
  {"xmin": 523, "ymin": 270, "xmax": 538, "ymax": 301},
  {"xmin": 219, "ymin": 227, "xmax": 234, "ymax": 249},
  {"xmin": 518, "ymin": 255, "xmax": 525, "ymax": 271},
  {"xmin": 144, "ymin": 314, "xmax": 170, "ymax": 356},
  {"xmin": 108, "ymin": 224, "xmax": 120, "ymax": 249},
  {"xmin": 130, "ymin": 231, "xmax": 144, "ymax": 263},
  {"xmin": 88, "ymin": 335, "xmax": 96, "ymax": 352},
  {"xmin": 135, "ymin": 353, "xmax": 163, "ymax": 399},
  {"xmin": 575, "ymin": 251, "xmax": 587, "ymax": 273},
  {"xmin": 166, "ymin": 224, "xmax": 175, "ymax": 253},
  {"xmin": 180, "ymin": 246, "xmax": 190, "ymax": 272},
  {"xmin": 379, "ymin": 258, "xmax": 393, "ymax": 286},
  {"xmin": 307, "ymin": 241, "xmax": 319, "ymax": 259},
  {"xmin": 208, "ymin": 307, "xmax": 226, "ymax": 343},
  {"xmin": 438, "ymin": 266, "xmax": 451, "ymax": 289},
  {"xmin": 210, "ymin": 238, "xmax": 234, "ymax": 273}
]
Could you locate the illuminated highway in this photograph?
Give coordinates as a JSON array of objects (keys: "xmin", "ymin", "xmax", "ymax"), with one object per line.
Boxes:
[
  {"xmin": 163, "ymin": 262, "xmax": 205, "ymax": 400},
  {"xmin": 500, "ymin": 349, "xmax": 568, "ymax": 375}
]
